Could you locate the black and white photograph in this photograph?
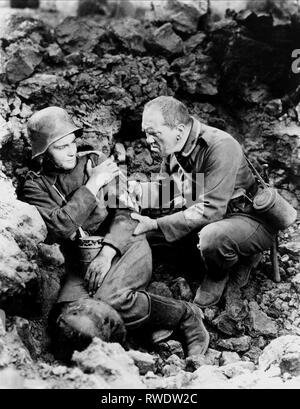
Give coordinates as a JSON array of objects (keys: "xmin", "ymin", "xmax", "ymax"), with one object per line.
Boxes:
[{"xmin": 0, "ymin": 0, "xmax": 299, "ymax": 393}]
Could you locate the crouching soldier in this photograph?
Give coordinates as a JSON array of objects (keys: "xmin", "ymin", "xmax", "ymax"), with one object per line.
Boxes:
[
  {"xmin": 21, "ymin": 106, "xmax": 209, "ymax": 357},
  {"xmin": 131, "ymin": 96, "xmax": 279, "ymax": 307}
]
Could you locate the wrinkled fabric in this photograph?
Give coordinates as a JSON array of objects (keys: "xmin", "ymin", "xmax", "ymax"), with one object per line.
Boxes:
[
  {"xmin": 22, "ymin": 151, "xmax": 152, "ymax": 325},
  {"xmin": 143, "ymin": 117, "xmax": 276, "ymax": 278},
  {"xmin": 58, "ymin": 238, "xmax": 152, "ymax": 327},
  {"xmin": 140, "ymin": 117, "xmax": 257, "ymax": 242},
  {"xmin": 22, "ymin": 151, "xmax": 139, "ymax": 254}
]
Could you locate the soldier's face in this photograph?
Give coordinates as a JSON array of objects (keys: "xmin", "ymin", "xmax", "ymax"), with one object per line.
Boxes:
[
  {"xmin": 142, "ymin": 108, "xmax": 179, "ymax": 157},
  {"xmin": 47, "ymin": 133, "xmax": 77, "ymax": 170}
]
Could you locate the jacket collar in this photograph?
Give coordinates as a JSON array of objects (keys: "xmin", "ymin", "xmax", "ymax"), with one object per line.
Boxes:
[{"xmin": 178, "ymin": 116, "xmax": 206, "ymax": 159}]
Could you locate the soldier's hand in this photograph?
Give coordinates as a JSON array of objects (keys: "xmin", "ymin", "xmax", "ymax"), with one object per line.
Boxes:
[
  {"xmin": 86, "ymin": 158, "xmax": 119, "ymax": 194},
  {"xmin": 131, "ymin": 213, "xmax": 158, "ymax": 235},
  {"xmin": 85, "ymin": 245, "xmax": 116, "ymax": 295}
]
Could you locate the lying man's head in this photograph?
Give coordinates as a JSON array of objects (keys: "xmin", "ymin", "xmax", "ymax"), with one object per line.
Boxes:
[
  {"xmin": 142, "ymin": 96, "xmax": 192, "ymax": 157},
  {"xmin": 27, "ymin": 106, "xmax": 83, "ymax": 170}
]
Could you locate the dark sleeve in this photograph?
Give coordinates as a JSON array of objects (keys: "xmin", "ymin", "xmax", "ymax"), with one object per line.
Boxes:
[
  {"xmin": 157, "ymin": 138, "xmax": 243, "ymax": 242},
  {"xmin": 90, "ymin": 156, "xmax": 143, "ymax": 255},
  {"xmin": 23, "ymin": 179, "xmax": 98, "ymax": 241}
]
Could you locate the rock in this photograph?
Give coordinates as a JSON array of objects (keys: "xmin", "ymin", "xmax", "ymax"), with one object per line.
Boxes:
[
  {"xmin": 155, "ymin": 340, "xmax": 185, "ymax": 360},
  {"xmin": 246, "ymin": 301, "xmax": 278, "ymax": 337},
  {"xmin": 135, "ymin": 148, "xmax": 153, "ymax": 166},
  {"xmin": 0, "ymin": 310, "xmax": 5, "ymax": 335},
  {"xmin": 127, "ymin": 350, "xmax": 157, "ymax": 375},
  {"xmin": 220, "ymin": 351, "xmax": 241, "ymax": 366},
  {"xmin": 38, "ymin": 243, "xmax": 64, "ymax": 267},
  {"xmin": 265, "ymin": 99, "xmax": 283, "ymax": 116},
  {"xmin": 45, "ymin": 43, "xmax": 64, "ymax": 64},
  {"xmin": 0, "ymin": 368, "xmax": 24, "ymax": 389},
  {"xmin": 171, "ymin": 52, "xmax": 218, "ymax": 96},
  {"xmin": 0, "ymin": 177, "xmax": 46, "ymax": 306},
  {"xmin": 0, "ymin": 338, "xmax": 9, "ymax": 367},
  {"xmin": 76, "ymin": 106, "xmax": 121, "ymax": 149},
  {"xmin": 212, "ymin": 311, "xmax": 244, "ymax": 337},
  {"xmin": 162, "ymin": 354, "xmax": 185, "ymax": 376},
  {"xmin": 4, "ymin": 41, "xmax": 42, "ymax": 84},
  {"xmin": 184, "ymin": 32, "xmax": 206, "ymax": 53},
  {"xmin": 72, "ymin": 338, "xmax": 144, "ymax": 389},
  {"xmin": 0, "ymin": 115, "xmax": 12, "ymax": 149},
  {"xmin": 51, "ymin": 365, "xmax": 67, "ymax": 376},
  {"xmin": 264, "ymin": 122, "xmax": 300, "ymax": 178},
  {"xmin": 221, "ymin": 361, "xmax": 255, "ymax": 379},
  {"xmin": 147, "ymin": 281, "xmax": 173, "ymax": 298},
  {"xmin": 171, "ymin": 0, "xmax": 208, "ymax": 18},
  {"xmin": 0, "ymin": 14, "xmax": 52, "ymax": 47},
  {"xmin": 126, "ymin": 147, "xmax": 135, "ymax": 162},
  {"xmin": 160, "ymin": 369, "xmax": 194, "ymax": 389},
  {"xmin": 185, "ymin": 355, "xmax": 209, "ymax": 371},
  {"xmin": 110, "ymin": 18, "xmax": 146, "ymax": 54},
  {"xmin": 147, "ymin": 0, "xmax": 208, "ymax": 34},
  {"xmin": 55, "ymin": 17, "xmax": 106, "ymax": 54},
  {"xmin": 185, "ymin": 348, "xmax": 221, "ymax": 371},
  {"xmin": 205, "ymin": 348, "xmax": 222, "ymax": 365},
  {"xmin": 171, "ymin": 11, "xmax": 199, "ymax": 35},
  {"xmin": 217, "ymin": 336, "xmax": 252, "ymax": 352},
  {"xmin": 16, "ymin": 74, "xmax": 71, "ymax": 101},
  {"xmin": 280, "ymin": 241, "xmax": 300, "ymax": 260},
  {"xmin": 170, "ymin": 277, "xmax": 193, "ymax": 301},
  {"xmin": 114, "ymin": 143, "xmax": 126, "ymax": 164},
  {"xmin": 259, "ymin": 335, "xmax": 300, "ymax": 376},
  {"xmin": 204, "ymin": 306, "xmax": 219, "ymax": 322},
  {"xmin": 187, "ymin": 365, "xmax": 228, "ymax": 389},
  {"xmin": 292, "ymin": 273, "xmax": 300, "ymax": 292},
  {"xmin": 147, "ymin": 23, "xmax": 183, "ymax": 57},
  {"xmin": 166, "ymin": 353, "xmax": 185, "ymax": 368},
  {"xmin": 15, "ymin": 317, "xmax": 42, "ymax": 360}
]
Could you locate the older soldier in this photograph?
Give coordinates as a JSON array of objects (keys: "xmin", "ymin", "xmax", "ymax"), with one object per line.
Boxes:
[
  {"xmin": 132, "ymin": 96, "xmax": 277, "ymax": 307},
  {"xmin": 22, "ymin": 106, "xmax": 209, "ymax": 357}
]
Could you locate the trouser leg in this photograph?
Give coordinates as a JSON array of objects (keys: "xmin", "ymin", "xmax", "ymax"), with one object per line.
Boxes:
[
  {"xmin": 195, "ymin": 215, "xmax": 276, "ymax": 307},
  {"xmin": 94, "ymin": 237, "xmax": 152, "ymax": 328},
  {"xmin": 198, "ymin": 215, "xmax": 276, "ymax": 278}
]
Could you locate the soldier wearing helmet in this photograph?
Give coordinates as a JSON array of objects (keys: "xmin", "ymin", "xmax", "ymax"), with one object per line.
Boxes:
[{"xmin": 22, "ymin": 106, "xmax": 210, "ymax": 358}]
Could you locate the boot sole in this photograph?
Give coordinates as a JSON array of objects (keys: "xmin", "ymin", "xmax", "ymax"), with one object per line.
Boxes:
[{"xmin": 193, "ymin": 275, "xmax": 229, "ymax": 308}]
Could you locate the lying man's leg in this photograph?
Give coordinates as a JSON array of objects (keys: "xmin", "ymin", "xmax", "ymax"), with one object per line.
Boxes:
[
  {"xmin": 94, "ymin": 237, "xmax": 210, "ymax": 356},
  {"xmin": 195, "ymin": 215, "xmax": 276, "ymax": 307}
]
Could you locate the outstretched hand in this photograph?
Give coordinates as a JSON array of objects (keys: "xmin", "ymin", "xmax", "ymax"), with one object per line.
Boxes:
[
  {"xmin": 86, "ymin": 157, "xmax": 119, "ymax": 188},
  {"xmin": 85, "ymin": 245, "xmax": 116, "ymax": 295},
  {"xmin": 131, "ymin": 213, "xmax": 158, "ymax": 235}
]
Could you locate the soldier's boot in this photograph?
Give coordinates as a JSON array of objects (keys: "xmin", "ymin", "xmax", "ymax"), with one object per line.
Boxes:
[
  {"xmin": 148, "ymin": 293, "xmax": 210, "ymax": 356},
  {"xmin": 193, "ymin": 273, "xmax": 229, "ymax": 308},
  {"xmin": 231, "ymin": 252, "xmax": 263, "ymax": 288}
]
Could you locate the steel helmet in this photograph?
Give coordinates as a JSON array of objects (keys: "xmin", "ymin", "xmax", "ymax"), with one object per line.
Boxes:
[{"xmin": 27, "ymin": 106, "xmax": 83, "ymax": 159}]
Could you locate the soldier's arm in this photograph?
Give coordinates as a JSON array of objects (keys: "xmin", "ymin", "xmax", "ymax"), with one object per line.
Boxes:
[
  {"xmin": 22, "ymin": 178, "xmax": 98, "ymax": 241},
  {"xmin": 156, "ymin": 138, "xmax": 242, "ymax": 242},
  {"xmin": 93, "ymin": 157, "xmax": 143, "ymax": 255}
]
